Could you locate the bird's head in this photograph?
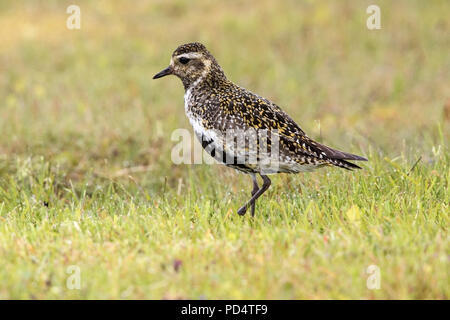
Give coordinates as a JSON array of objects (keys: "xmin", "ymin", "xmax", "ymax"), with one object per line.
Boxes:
[{"xmin": 153, "ymin": 42, "xmax": 226, "ymax": 90}]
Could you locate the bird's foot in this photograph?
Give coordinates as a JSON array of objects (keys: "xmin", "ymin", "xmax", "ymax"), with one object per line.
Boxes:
[{"xmin": 237, "ymin": 205, "xmax": 248, "ymax": 216}]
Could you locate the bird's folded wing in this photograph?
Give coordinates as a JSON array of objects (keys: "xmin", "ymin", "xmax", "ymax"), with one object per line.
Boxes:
[
  {"xmin": 217, "ymin": 89, "xmax": 327, "ymax": 159},
  {"xmin": 217, "ymin": 87, "xmax": 366, "ymax": 163}
]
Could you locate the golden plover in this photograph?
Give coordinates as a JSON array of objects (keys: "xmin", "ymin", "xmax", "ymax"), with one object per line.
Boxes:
[{"xmin": 153, "ymin": 42, "xmax": 367, "ymax": 216}]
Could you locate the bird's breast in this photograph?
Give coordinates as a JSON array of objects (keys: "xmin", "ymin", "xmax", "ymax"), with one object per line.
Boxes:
[{"xmin": 184, "ymin": 94, "xmax": 216, "ymax": 143}]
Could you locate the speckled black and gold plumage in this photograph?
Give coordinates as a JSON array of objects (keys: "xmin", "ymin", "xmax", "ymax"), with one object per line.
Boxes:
[{"xmin": 153, "ymin": 42, "xmax": 367, "ymax": 216}]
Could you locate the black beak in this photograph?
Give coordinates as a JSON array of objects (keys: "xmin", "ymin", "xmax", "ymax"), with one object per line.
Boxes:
[{"xmin": 153, "ymin": 66, "xmax": 172, "ymax": 79}]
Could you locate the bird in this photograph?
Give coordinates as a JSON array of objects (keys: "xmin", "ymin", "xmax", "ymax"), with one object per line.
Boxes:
[{"xmin": 153, "ymin": 42, "xmax": 367, "ymax": 217}]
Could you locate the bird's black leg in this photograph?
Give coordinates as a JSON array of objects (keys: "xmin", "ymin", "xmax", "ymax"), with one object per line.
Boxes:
[
  {"xmin": 238, "ymin": 174, "xmax": 259, "ymax": 216},
  {"xmin": 237, "ymin": 174, "xmax": 271, "ymax": 216},
  {"xmin": 250, "ymin": 174, "xmax": 259, "ymax": 217}
]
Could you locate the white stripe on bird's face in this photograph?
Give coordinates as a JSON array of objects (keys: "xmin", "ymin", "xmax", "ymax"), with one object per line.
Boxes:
[{"xmin": 175, "ymin": 52, "xmax": 203, "ymax": 60}]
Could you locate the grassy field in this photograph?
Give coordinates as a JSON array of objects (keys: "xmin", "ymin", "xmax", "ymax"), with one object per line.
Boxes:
[{"xmin": 0, "ymin": 0, "xmax": 448, "ymax": 299}]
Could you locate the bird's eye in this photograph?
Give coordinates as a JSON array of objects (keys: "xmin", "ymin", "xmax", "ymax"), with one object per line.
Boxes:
[{"xmin": 179, "ymin": 57, "xmax": 190, "ymax": 64}]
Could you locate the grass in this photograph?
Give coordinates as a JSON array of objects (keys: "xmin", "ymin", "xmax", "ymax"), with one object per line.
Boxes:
[{"xmin": 0, "ymin": 0, "xmax": 448, "ymax": 299}]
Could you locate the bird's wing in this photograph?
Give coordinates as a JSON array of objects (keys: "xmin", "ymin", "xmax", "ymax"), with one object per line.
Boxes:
[
  {"xmin": 216, "ymin": 87, "xmax": 319, "ymax": 158},
  {"xmin": 216, "ymin": 86, "xmax": 366, "ymax": 165}
]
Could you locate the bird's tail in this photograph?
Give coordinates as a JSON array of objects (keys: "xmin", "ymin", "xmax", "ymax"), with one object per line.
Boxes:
[
  {"xmin": 315, "ymin": 142, "xmax": 367, "ymax": 170},
  {"xmin": 328, "ymin": 158, "xmax": 364, "ymax": 170}
]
